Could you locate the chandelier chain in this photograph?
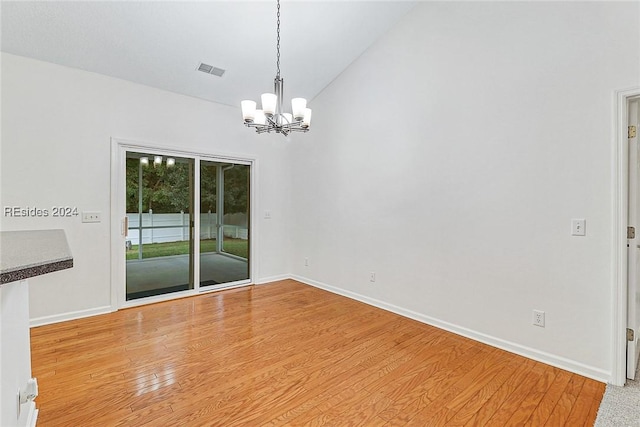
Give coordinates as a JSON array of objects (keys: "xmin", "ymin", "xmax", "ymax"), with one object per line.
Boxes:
[{"xmin": 276, "ymin": 0, "xmax": 281, "ymax": 78}]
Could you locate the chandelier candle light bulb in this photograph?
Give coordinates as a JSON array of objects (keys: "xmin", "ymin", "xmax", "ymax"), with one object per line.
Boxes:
[
  {"xmin": 241, "ymin": 100, "xmax": 256, "ymax": 122},
  {"xmin": 240, "ymin": 0, "xmax": 312, "ymax": 136},
  {"xmin": 291, "ymin": 98, "xmax": 307, "ymax": 121},
  {"xmin": 302, "ymin": 108, "xmax": 312, "ymax": 128},
  {"xmin": 255, "ymin": 109, "xmax": 266, "ymax": 125},
  {"xmin": 261, "ymin": 93, "xmax": 277, "ymax": 117}
]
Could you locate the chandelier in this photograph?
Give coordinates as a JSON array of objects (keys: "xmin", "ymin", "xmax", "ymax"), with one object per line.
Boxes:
[{"xmin": 241, "ymin": 0, "xmax": 311, "ymax": 136}]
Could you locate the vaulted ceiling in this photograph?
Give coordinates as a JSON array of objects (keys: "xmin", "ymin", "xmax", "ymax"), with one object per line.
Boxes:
[{"xmin": 1, "ymin": 1, "xmax": 416, "ymax": 108}]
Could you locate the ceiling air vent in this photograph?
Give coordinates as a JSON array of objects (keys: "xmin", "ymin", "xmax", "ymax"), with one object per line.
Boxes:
[{"xmin": 197, "ymin": 62, "xmax": 225, "ymax": 77}]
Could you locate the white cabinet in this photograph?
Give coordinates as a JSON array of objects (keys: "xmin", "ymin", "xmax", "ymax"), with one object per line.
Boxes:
[
  {"xmin": 0, "ymin": 230, "xmax": 73, "ymax": 427},
  {"xmin": 0, "ymin": 280, "xmax": 37, "ymax": 427}
]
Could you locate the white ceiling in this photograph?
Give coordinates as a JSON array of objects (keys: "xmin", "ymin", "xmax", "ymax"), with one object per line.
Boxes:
[{"xmin": 1, "ymin": 1, "xmax": 416, "ymax": 108}]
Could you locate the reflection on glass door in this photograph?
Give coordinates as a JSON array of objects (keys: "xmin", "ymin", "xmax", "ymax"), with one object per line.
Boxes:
[
  {"xmin": 200, "ymin": 161, "xmax": 250, "ymax": 288},
  {"xmin": 125, "ymin": 152, "xmax": 194, "ymax": 300}
]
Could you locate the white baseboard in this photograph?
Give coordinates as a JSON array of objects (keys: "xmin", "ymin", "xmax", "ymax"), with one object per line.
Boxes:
[
  {"xmin": 255, "ymin": 274, "xmax": 290, "ymax": 285},
  {"xmin": 30, "ymin": 305, "xmax": 113, "ymax": 328},
  {"xmin": 290, "ymin": 274, "xmax": 610, "ymax": 384}
]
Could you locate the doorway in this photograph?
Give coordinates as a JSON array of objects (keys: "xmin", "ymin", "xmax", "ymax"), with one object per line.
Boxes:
[
  {"xmin": 626, "ymin": 97, "xmax": 640, "ymax": 380},
  {"xmin": 111, "ymin": 140, "xmax": 254, "ymax": 308},
  {"xmin": 613, "ymin": 88, "xmax": 640, "ymax": 386}
]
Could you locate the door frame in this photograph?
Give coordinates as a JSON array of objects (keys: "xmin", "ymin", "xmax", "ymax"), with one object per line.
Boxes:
[
  {"xmin": 612, "ymin": 87, "xmax": 640, "ymax": 386},
  {"xmin": 110, "ymin": 138, "xmax": 258, "ymax": 310}
]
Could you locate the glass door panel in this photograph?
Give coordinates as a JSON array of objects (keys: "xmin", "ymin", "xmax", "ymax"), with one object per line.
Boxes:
[
  {"xmin": 199, "ymin": 160, "xmax": 219, "ymax": 286},
  {"xmin": 222, "ymin": 164, "xmax": 250, "ymax": 267},
  {"xmin": 125, "ymin": 152, "xmax": 194, "ymax": 300},
  {"xmin": 199, "ymin": 161, "xmax": 250, "ymax": 288}
]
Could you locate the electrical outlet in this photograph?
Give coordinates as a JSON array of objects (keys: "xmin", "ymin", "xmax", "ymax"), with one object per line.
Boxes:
[
  {"xmin": 304, "ymin": 258, "xmax": 309, "ymax": 267},
  {"xmin": 533, "ymin": 310, "xmax": 545, "ymax": 327},
  {"xmin": 370, "ymin": 272, "xmax": 376, "ymax": 282},
  {"xmin": 82, "ymin": 211, "xmax": 101, "ymax": 223}
]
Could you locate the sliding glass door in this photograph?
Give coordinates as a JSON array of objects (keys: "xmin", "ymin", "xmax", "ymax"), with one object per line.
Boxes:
[{"xmin": 123, "ymin": 148, "xmax": 251, "ymax": 303}]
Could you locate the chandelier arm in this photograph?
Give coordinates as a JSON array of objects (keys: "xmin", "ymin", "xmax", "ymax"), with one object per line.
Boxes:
[
  {"xmin": 266, "ymin": 114, "xmax": 278, "ymax": 126},
  {"xmin": 245, "ymin": 121, "xmax": 309, "ymax": 134}
]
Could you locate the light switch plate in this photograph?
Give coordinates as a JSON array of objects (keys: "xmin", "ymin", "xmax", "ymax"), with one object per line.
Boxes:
[{"xmin": 571, "ymin": 219, "xmax": 586, "ymax": 236}]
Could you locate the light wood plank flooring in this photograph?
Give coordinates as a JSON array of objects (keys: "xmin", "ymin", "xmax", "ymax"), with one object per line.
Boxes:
[{"xmin": 31, "ymin": 279, "xmax": 605, "ymax": 426}]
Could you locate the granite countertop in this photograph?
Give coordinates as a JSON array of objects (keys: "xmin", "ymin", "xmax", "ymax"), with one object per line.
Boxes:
[{"xmin": 0, "ymin": 229, "xmax": 73, "ymax": 284}]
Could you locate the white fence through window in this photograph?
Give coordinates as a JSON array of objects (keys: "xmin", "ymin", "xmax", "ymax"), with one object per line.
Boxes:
[{"xmin": 126, "ymin": 211, "xmax": 248, "ymax": 245}]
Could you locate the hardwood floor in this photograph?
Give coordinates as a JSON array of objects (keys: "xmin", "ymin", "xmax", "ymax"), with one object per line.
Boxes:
[{"xmin": 30, "ymin": 279, "xmax": 605, "ymax": 426}]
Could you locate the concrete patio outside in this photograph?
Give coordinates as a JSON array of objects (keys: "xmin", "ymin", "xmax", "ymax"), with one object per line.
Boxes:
[{"xmin": 126, "ymin": 252, "xmax": 249, "ymax": 299}]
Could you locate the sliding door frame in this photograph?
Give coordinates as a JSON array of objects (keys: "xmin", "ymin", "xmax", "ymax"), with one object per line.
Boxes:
[{"xmin": 110, "ymin": 138, "xmax": 257, "ymax": 311}]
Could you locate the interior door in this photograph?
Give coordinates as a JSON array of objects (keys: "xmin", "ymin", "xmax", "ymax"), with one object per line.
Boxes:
[{"xmin": 628, "ymin": 99, "xmax": 640, "ymax": 380}]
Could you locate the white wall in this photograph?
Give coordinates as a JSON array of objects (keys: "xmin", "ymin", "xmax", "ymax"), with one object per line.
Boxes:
[
  {"xmin": 0, "ymin": 52, "xmax": 293, "ymax": 321},
  {"xmin": 290, "ymin": 2, "xmax": 640, "ymax": 381}
]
